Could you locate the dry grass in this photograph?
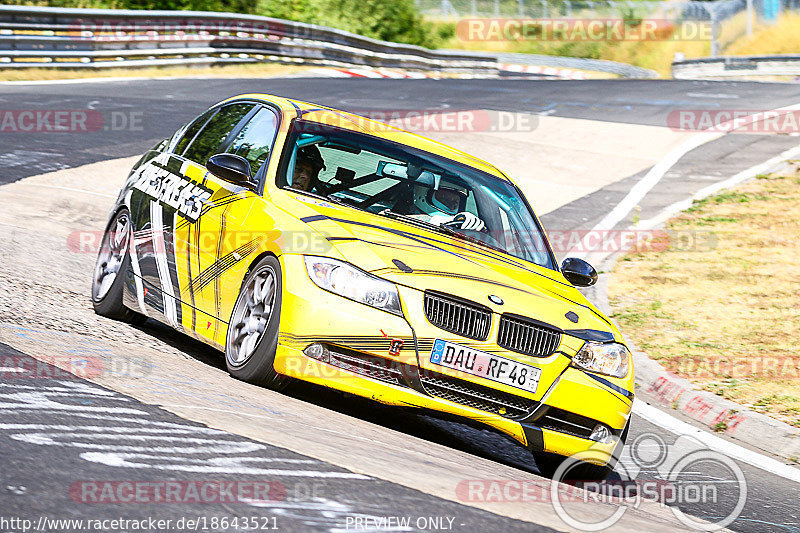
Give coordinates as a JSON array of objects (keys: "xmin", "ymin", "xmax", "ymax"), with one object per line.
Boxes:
[
  {"xmin": 445, "ymin": 21, "xmax": 713, "ymax": 78},
  {"xmin": 726, "ymin": 12, "xmax": 800, "ymax": 55},
  {"xmin": 609, "ymin": 164, "xmax": 800, "ymax": 427},
  {"xmin": 0, "ymin": 62, "xmax": 313, "ymax": 82},
  {"xmin": 444, "ymin": 10, "xmax": 800, "ymax": 78}
]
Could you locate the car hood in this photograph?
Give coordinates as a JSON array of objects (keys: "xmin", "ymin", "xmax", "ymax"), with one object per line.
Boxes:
[{"xmin": 295, "ymin": 203, "xmax": 618, "ymax": 339}]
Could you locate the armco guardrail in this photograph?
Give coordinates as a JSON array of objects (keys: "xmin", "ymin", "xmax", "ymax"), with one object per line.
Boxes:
[
  {"xmin": 672, "ymin": 54, "xmax": 800, "ymax": 79},
  {"xmin": 0, "ymin": 5, "xmax": 655, "ymax": 78},
  {"xmin": 0, "ymin": 5, "xmax": 496, "ymax": 72}
]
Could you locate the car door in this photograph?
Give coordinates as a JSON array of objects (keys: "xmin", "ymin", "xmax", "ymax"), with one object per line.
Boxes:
[
  {"xmin": 174, "ymin": 103, "xmax": 281, "ymax": 346},
  {"xmin": 125, "ymin": 102, "xmax": 253, "ymax": 333}
]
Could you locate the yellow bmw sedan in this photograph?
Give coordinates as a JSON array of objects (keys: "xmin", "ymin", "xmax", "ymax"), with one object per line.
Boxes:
[{"xmin": 92, "ymin": 94, "xmax": 633, "ymax": 480}]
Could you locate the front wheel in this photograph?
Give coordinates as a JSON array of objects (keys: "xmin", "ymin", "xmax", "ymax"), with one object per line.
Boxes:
[
  {"xmin": 225, "ymin": 255, "xmax": 288, "ymax": 390},
  {"xmin": 92, "ymin": 207, "xmax": 146, "ymax": 325}
]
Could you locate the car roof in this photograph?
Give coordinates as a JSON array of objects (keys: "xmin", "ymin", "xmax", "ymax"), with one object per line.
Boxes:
[{"xmin": 223, "ymin": 93, "xmax": 513, "ymax": 183}]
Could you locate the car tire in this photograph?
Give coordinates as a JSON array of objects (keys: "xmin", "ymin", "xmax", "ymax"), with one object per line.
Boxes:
[
  {"xmin": 92, "ymin": 207, "xmax": 147, "ymax": 325},
  {"xmin": 225, "ymin": 255, "xmax": 289, "ymax": 390},
  {"xmin": 533, "ymin": 420, "xmax": 630, "ymax": 482}
]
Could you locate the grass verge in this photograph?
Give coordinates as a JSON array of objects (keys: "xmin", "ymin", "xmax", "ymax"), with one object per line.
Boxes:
[{"xmin": 609, "ymin": 163, "xmax": 800, "ymax": 427}]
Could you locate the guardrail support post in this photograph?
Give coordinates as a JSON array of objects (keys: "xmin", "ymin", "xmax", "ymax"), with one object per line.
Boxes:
[{"xmin": 706, "ymin": 4, "xmax": 719, "ymax": 58}]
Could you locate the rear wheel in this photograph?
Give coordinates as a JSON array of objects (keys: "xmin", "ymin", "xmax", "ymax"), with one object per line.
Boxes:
[
  {"xmin": 534, "ymin": 420, "xmax": 630, "ymax": 482},
  {"xmin": 92, "ymin": 208, "xmax": 146, "ymax": 324},
  {"xmin": 225, "ymin": 255, "xmax": 288, "ymax": 390}
]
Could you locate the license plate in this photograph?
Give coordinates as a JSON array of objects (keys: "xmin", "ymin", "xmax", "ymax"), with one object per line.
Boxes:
[{"xmin": 430, "ymin": 339, "xmax": 541, "ymax": 393}]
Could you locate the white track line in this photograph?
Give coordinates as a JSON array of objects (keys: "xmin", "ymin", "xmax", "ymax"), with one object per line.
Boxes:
[
  {"xmin": 636, "ymin": 143, "xmax": 800, "ymax": 230},
  {"xmin": 634, "ymin": 400, "xmax": 800, "ymax": 483},
  {"xmin": 571, "ymin": 102, "xmax": 800, "ymax": 257}
]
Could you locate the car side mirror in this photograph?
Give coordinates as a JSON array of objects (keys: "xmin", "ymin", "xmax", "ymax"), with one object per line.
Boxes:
[
  {"xmin": 561, "ymin": 257, "xmax": 597, "ymax": 287},
  {"xmin": 207, "ymin": 153, "xmax": 255, "ymax": 189}
]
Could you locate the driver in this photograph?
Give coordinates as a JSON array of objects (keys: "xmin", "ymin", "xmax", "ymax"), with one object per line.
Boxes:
[
  {"xmin": 405, "ymin": 173, "xmax": 485, "ymax": 231},
  {"xmin": 292, "ymin": 145, "xmax": 326, "ymax": 192}
]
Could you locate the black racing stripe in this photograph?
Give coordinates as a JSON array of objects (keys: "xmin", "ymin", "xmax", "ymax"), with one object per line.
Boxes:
[
  {"xmin": 565, "ymin": 329, "xmax": 615, "ymax": 343},
  {"xmin": 187, "ymin": 238, "xmax": 261, "ymax": 294},
  {"xmin": 298, "ymin": 107, "xmax": 330, "ymax": 117},
  {"xmin": 279, "ymin": 334, "xmax": 415, "ymax": 342},
  {"xmin": 401, "ymin": 269, "xmax": 529, "ymax": 294},
  {"xmin": 305, "ymin": 214, "xmax": 568, "ymax": 285},
  {"xmin": 303, "ymin": 214, "xmax": 614, "ymax": 327},
  {"xmin": 175, "ymin": 193, "xmax": 243, "ymax": 230},
  {"xmin": 584, "ymin": 372, "xmax": 634, "ymax": 400},
  {"xmin": 161, "ymin": 203, "xmax": 183, "ymax": 326},
  {"xmin": 301, "ymin": 214, "xmax": 328, "ymax": 223},
  {"xmin": 193, "ymin": 211, "xmax": 203, "ymax": 320},
  {"xmin": 188, "ymin": 256, "xmax": 237, "ymax": 294},
  {"xmin": 186, "ymin": 222, "xmax": 197, "ymax": 331},
  {"xmin": 323, "ymin": 216, "xmax": 485, "ymax": 267},
  {"xmin": 166, "ymin": 155, "xmax": 184, "ymax": 175},
  {"xmin": 213, "ymin": 202, "xmax": 231, "ymax": 339}
]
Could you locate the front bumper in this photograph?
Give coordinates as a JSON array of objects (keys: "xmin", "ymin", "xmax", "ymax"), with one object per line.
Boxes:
[{"xmin": 276, "ymin": 254, "xmax": 633, "ymax": 460}]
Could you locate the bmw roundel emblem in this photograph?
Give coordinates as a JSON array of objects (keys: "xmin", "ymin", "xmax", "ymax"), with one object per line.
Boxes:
[{"xmin": 488, "ymin": 295, "xmax": 504, "ymax": 305}]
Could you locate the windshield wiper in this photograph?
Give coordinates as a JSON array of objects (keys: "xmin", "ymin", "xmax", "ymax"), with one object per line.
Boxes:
[{"xmin": 378, "ymin": 210, "xmax": 445, "ymax": 232}]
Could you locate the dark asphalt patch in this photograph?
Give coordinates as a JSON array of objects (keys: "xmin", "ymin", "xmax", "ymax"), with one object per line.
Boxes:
[{"xmin": 0, "ymin": 342, "xmax": 552, "ymax": 533}]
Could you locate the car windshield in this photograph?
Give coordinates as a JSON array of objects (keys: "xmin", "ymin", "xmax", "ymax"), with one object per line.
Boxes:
[{"xmin": 279, "ymin": 120, "xmax": 554, "ymax": 269}]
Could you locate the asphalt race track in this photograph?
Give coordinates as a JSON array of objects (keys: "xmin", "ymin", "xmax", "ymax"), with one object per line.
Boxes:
[{"xmin": 1, "ymin": 77, "xmax": 799, "ymax": 532}]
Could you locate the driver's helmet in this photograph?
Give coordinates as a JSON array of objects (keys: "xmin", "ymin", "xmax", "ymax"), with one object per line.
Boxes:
[
  {"xmin": 296, "ymin": 144, "xmax": 326, "ymax": 177},
  {"xmin": 411, "ymin": 172, "xmax": 467, "ymax": 216}
]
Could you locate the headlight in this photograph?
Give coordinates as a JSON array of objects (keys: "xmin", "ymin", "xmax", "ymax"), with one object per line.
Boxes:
[
  {"xmin": 571, "ymin": 342, "xmax": 630, "ymax": 378},
  {"xmin": 304, "ymin": 256, "xmax": 403, "ymax": 316}
]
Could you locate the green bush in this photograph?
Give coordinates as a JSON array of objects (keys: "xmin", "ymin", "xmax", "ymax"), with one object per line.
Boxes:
[
  {"xmin": 2, "ymin": 0, "xmax": 439, "ymax": 47},
  {"xmin": 315, "ymin": 0, "xmax": 437, "ymax": 47}
]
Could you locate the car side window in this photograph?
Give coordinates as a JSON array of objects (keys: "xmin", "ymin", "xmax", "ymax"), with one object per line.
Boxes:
[
  {"xmin": 181, "ymin": 103, "xmax": 254, "ymax": 165},
  {"xmin": 226, "ymin": 108, "xmax": 279, "ymax": 177},
  {"xmin": 173, "ymin": 108, "xmax": 217, "ymax": 155}
]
